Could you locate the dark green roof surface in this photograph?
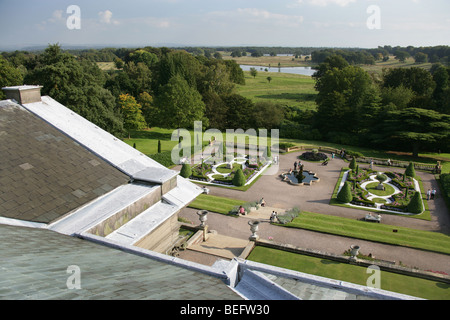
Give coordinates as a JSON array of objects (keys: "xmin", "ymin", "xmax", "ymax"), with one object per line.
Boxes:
[
  {"xmin": 0, "ymin": 101, "xmax": 130, "ymax": 224},
  {"xmin": 0, "ymin": 224, "xmax": 241, "ymax": 300}
]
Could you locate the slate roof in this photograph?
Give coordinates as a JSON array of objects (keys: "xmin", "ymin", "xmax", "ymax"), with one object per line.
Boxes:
[
  {"xmin": 0, "ymin": 100, "xmax": 130, "ymax": 224},
  {"xmin": 0, "ymin": 224, "xmax": 241, "ymax": 300}
]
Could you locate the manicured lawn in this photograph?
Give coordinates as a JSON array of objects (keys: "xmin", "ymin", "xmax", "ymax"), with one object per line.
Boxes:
[
  {"xmin": 237, "ymin": 71, "xmax": 318, "ymax": 111},
  {"xmin": 365, "ymin": 182, "xmax": 396, "ymax": 197},
  {"xmin": 123, "ymin": 128, "xmax": 181, "ymax": 155},
  {"xmin": 188, "ymin": 194, "xmax": 245, "ymax": 215},
  {"xmin": 283, "ymin": 211, "xmax": 450, "ymax": 255},
  {"xmin": 247, "ymin": 246, "xmax": 450, "ymax": 300}
]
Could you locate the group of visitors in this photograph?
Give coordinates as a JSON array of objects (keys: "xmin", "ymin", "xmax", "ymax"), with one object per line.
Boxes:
[
  {"xmin": 293, "ymin": 161, "xmax": 302, "ymax": 171},
  {"xmin": 427, "ymin": 189, "xmax": 438, "ymax": 200}
]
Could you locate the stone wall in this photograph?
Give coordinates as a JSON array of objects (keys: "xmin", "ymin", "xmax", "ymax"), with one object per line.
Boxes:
[
  {"xmin": 135, "ymin": 212, "xmax": 180, "ymax": 253},
  {"xmin": 88, "ymin": 186, "xmax": 162, "ymax": 237}
]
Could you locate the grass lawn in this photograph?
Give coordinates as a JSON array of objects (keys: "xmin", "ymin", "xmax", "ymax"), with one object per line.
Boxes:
[
  {"xmin": 188, "ymin": 194, "xmax": 245, "ymax": 215},
  {"xmin": 283, "ymin": 211, "xmax": 450, "ymax": 255},
  {"xmin": 123, "ymin": 128, "xmax": 181, "ymax": 155},
  {"xmin": 237, "ymin": 71, "xmax": 317, "ymax": 111},
  {"xmin": 365, "ymin": 182, "xmax": 396, "ymax": 197},
  {"xmin": 247, "ymin": 246, "xmax": 450, "ymax": 300}
]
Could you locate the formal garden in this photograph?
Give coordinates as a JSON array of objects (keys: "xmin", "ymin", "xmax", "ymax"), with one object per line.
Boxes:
[
  {"xmin": 335, "ymin": 159, "xmax": 426, "ymax": 216},
  {"xmin": 180, "ymin": 150, "xmax": 272, "ymax": 188}
]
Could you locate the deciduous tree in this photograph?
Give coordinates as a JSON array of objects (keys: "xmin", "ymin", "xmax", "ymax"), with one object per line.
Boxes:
[{"xmin": 119, "ymin": 94, "xmax": 146, "ymax": 138}]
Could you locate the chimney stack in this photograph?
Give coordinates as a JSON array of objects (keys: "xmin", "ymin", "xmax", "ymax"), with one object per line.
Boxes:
[{"xmin": 2, "ymin": 85, "xmax": 43, "ymax": 104}]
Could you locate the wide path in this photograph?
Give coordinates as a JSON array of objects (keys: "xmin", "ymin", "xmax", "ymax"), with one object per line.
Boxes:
[
  {"xmin": 177, "ymin": 150, "xmax": 450, "ymax": 273},
  {"xmin": 179, "ymin": 207, "xmax": 450, "ymax": 274}
]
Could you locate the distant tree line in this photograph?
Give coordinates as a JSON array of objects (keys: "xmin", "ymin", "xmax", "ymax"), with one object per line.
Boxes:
[
  {"xmin": 311, "ymin": 46, "xmax": 450, "ymax": 65},
  {"xmin": 1, "ymin": 45, "xmax": 449, "ymax": 157}
]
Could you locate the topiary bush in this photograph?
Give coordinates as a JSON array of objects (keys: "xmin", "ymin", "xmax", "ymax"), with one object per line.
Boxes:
[
  {"xmin": 337, "ymin": 182, "xmax": 353, "ymax": 203},
  {"xmin": 405, "ymin": 162, "xmax": 416, "ymax": 178},
  {"xmin": 233, "ymin": 168, "xmax": 246, "ymax": 187},
  {"xmin": 407, "ymin": 191, "xmax": 423, "ymax": 214},
  {"xmin": 349, "ymin": 157, "xmax": 357, "ymax": 170},
  {"xmin": 180, "ymin": 163, "xmax": 192, "ymax": 178}
]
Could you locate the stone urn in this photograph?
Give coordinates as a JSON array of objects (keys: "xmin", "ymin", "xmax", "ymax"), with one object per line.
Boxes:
[
  {"xmin": 248, "ymin": 220, "xmax": 260, "ymax": 241},
  {"xmin": 197, "ymin": 210, "xmax": 208, "ymax": 229},
  {"xmin": 350, "ymin": 245, "xmax": 360, "ymax": 261}
]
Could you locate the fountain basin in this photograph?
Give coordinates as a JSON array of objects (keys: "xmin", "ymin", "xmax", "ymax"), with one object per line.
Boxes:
[{"xmin": 281, "ymin": 170, "xmax": 320, "ymax": 185}]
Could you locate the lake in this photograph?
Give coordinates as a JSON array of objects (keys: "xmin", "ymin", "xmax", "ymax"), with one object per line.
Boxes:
[{"xmin": 240, "ymin": 65, "xmax": 316, "ymax": 77}]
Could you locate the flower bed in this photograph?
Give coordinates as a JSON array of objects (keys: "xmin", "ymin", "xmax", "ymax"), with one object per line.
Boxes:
[
  {"xmin": 341, "ymin": 168, "xmax": 422, "ymax": 214},
  {"xmin": 189, "ymin": 155, "xmax": 269, "ymax": 187},
  {"xmin": 299, "ymin": 151, "xmax": 328, "ymax": 162}
]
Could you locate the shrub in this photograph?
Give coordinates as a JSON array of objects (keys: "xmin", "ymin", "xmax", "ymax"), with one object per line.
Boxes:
[
  {"xmin": 405, "ymin": 162, "xmax": 416, "ymax": 178},
  {"xmin": 264, "ymin": 145, "xmax": 272, "ymax": 159},
  {"xmin": 346, "ymin": 150, "xmax": 364, "ymax": 158},
  {"xmin": 376, "ymin": 174, "xmax": 387, "ymax": 183},
  {"xmin": 349, "ymin": 157, "xmax": 357, "ymax": 170},
  {"xmin": 179, "ymin": 163, "xmax": 192, "ymax": 178},
  {"xmin": 277, "ymin": 207, "xmax": 301, "ymax": 224},
  {"xmin": 441, "ymin": 173, "xmax": 450, "ymax": 199},
  {"xmin": 278, "ymin": 142, "xmax": 296, "ymax": 150},
  {"xmin": 233, "ymin": 168, "xmax": 246, "ymax": 187},
  {"xmin": 337, "ymin": 182, "xmax": 353, "ymax": 203},
  {"xmin": 149, "ymin": 151, "xmax": 174, "ymax": 168},
  {"xmin": 407, "ymin": 191, "xmax": 423, "ymax": 214}
]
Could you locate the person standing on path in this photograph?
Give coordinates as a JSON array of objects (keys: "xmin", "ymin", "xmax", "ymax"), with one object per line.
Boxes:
[{"xmin": 431, "ymin": 189, "xmax": 437, "ymax": 200}]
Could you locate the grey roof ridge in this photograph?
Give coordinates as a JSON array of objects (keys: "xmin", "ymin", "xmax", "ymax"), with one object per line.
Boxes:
[
  {"xmin": 21, "ymin": 96, "xmax": 175, "ymax": 182},
  {"xmin": 237, "ymin": 258, "xmax": 424, "ymax": 300}
]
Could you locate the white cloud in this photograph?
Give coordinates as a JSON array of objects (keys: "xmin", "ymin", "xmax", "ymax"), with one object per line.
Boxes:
[
  {"xmin": 99, "ymin": 10, "xmax": 120, "ymax": 25},
  {"xmin": 99, "ymin": 10, "xmax": 112, "ymax": 24},
  {"xmin": 51, "ymin": 10, "xmax": 64, "ymax": 22},
  {"xmin": 36, "ymin": 9, "xmax": 65, "ymax": 30}
]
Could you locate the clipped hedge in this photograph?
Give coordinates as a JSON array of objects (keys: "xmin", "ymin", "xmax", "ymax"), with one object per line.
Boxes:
[
  {"xmin": 337, "ymin": 182, "xmax": 353, "ymax": 203},
  {"xmin": 180, "ymin": 163, "xmax": 192, "ymax": 178},
  {"xmin": 407, "ymin": 191, "xmax": 424, "ymax": 214},
  {"xmin": 441, "ymin": 173, "xmax": 450, "ymax": 199},
  {"xmin": 233, "ymin": 168, "xmax": 246, "ymax": 187}
]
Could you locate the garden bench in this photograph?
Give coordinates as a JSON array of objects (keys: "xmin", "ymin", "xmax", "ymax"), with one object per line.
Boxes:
[
  {"xmin": 364, "ymin": 213, "xmax": 381, "ymax": 223},
  {"xmin": 202, "ymin": 186, "xmax": 210, "ymax": 194}
]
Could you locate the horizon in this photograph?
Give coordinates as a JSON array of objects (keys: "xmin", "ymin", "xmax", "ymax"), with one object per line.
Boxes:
[{"xmin": 1, "ymin": 0, "xmax": 449, "ymax": 51}]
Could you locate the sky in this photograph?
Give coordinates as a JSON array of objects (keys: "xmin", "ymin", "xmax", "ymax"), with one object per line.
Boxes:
[{"xmin": 0, "ymin": 0, "xmax": 449, "ymax": 50}]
